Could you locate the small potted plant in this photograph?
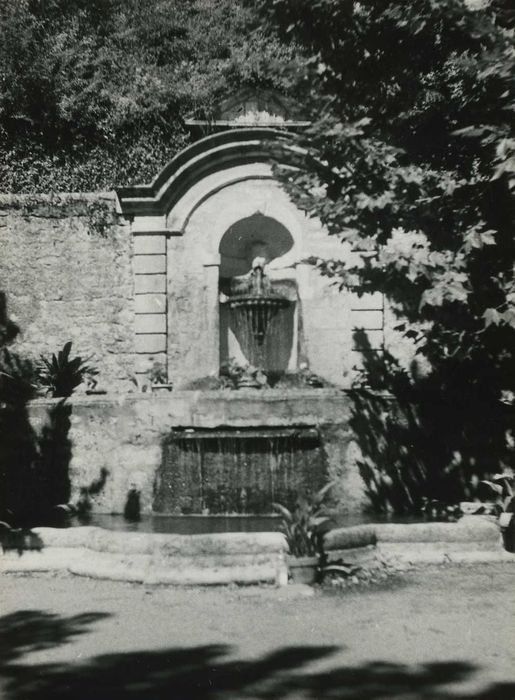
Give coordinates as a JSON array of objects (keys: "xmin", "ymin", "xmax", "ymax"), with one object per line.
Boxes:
[
  {"xmin": 149, "ymin": 361, "xmax": 173, "ymax": 393},
  {"xmin": 474, "ymin": 470, "xmax": 515, "ymax": 552},
  {"xmin": 273, "ymin": 483, "xmax": 335, "ymax": 584}
]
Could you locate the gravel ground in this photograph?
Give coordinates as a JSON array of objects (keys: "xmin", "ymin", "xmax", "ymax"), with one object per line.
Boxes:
[{"xmin": 1, "ymin": 563, "xmax": 514, "ymax": 699}]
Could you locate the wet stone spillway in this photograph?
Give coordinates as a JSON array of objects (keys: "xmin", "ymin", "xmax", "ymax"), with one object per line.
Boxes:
[{"xmin": 153, "ymin": 427, "xmax": 326, "ymax": 515}]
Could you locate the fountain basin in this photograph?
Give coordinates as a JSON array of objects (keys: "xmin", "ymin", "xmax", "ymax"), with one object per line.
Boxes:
[
  {"xmin": 323, "ymin": 516, "xmax": 512, "ymax": 566},
  {"xmin": 23, "ymin": 389, "xmax": 363, "ymax": 517},
  {"xmin": 0, "ymin": 526, "xmax": 288, "ymax": 585},
  {"xmin": 1, "ymin": 518, "xmax": 511, "ymax": 588}
]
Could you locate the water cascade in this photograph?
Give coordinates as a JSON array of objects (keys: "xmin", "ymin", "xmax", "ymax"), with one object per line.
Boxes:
[{"xmin": 154, "ymin": 427, "xmax": 325, "ymax": 515}]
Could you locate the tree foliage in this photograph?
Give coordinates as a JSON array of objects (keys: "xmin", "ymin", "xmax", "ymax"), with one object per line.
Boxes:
[
  {"xmin": 0, "ymin": 0, "xmax": 302, "ymax": 191},
  {"xmin": 256, "ymin": 0, "xmax": 515, "ymax": 500}
]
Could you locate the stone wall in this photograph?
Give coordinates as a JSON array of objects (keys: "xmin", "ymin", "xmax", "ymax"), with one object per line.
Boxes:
[
  {"xmin": 0, "ymin": 193, "xmax": 135, "ymax": 391},
  {"xmin": 24, "ymin": 390, "xmax": 368, "ymax": 516},
  {"xmin": 0, "ymin": 186, "xmax": 416, "ymax": 395}
]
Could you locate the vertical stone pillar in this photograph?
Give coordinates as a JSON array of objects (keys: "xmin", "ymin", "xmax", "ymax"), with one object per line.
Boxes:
[
  {"xmin": 202, "ymin": 256, "xmax": 221, "ymax": 377},
  {"xmin": 294, "ymin": 261, "xmax": 312, "ymax": 367},
  {"xmin": 132, "ymin": 227, "xmax": 168, "ymax": 384}
]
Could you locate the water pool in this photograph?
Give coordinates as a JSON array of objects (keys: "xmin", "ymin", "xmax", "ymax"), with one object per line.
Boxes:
[{"xmin": 70, "ymin": 512, "xmax": 425, "ymax": 535}]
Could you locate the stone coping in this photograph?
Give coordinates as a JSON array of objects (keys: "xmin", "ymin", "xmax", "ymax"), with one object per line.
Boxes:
[
  {"xmin": 1, "ymin": 520, "xmax": 513, "ymax": 585},
  {"xmin": 24, "ymin": 388, "xmax": 358, "ymax": 429},
  {"xmin": 324, "ymin": 517, "xmax": 502, "ymax": 551},
  {"xmin": 323, "ymin": 516, "xmax": 515, "ymax": 565},
  {"xmin": 31, "ymin": 526, "xmax": 287, "ymax": 556},
  {"xmin": 0, "ymin": 192, "xmax": 115, "ymax": 205},
  {"xmin": 0, "ymin": 527, "xmax": 288, "ymax": 586},
  {"xmin": 27, "ymin": 387, "xmax": 349, "ymax": 407}
]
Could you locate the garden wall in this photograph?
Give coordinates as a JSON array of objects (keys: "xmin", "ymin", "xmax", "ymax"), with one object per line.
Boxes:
[
  {"xmin": 0, "ymin": 190, "xmax": 418, "ymax": 394},
  {"xmin": 0, "ymin": 193, "xmax": 135, "ymax": 392},
  {"xmin": 22, "ymin": 389, "xmax": 367, "ymax": 516}
]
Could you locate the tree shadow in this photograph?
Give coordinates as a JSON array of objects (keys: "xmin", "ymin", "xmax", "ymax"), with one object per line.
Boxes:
[
  {"xmin": 349, "ymin": 329, "xmax": 513, "ymax": 515},
  {"xmin": 0, "ymin": 292, "xmax": 19, "ymax": 347},
  {"xmin": 76, "ymin": 467, "xmax": 110, "ymax": 523},
  {"xmin": 0, "ymin": 610, "xmax": 112, "ymax": 667},
  {"xmin": 0, "ymin": 609, "xmax": 514, "ymax": 699},
  {"xmin": 37, "ymin": 400, "xmax": 73, "ymax": 520},
  {"xmin": 0, "ymin": 293, "xmax": 73, "ymax": 529}
]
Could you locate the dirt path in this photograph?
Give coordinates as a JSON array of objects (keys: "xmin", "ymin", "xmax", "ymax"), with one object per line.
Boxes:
[{"xmin": 1, "ymin": 563, "xmax": 514, "ymax": 699}]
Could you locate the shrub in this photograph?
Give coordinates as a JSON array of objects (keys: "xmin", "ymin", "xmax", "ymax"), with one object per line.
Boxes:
[{"xmin": 38, "ymin": 342, "xmax": 98, "ymax": 398}]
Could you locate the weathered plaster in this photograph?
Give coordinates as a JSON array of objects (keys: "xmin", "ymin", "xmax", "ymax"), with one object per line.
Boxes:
[
  {"xmin": 0, "ymin": 193, "xmax": 135, "ymax": 391},
  {"xmin": 25, "ymin": 390, "xmax": 368, "ymax": 516}
]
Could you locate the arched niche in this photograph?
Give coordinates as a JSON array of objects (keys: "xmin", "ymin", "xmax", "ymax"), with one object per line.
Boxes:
[
  {"xmin": 218, "ymin": 213, "xmax": 298, "ymax": 376},
  {"xmin": 117, "ymin": 127, "xmax": 365, "ymax": 388},
  {"xmin": 219, "ymin": 213, "xmax": 294, "ymax": 278}
]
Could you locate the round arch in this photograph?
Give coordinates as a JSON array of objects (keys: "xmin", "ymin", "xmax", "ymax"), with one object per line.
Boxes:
[{"xmin": 219, "ymin": 213, "xmax": 295, "ymax": 278}]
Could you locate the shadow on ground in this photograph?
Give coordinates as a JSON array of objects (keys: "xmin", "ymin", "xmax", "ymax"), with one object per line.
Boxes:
[{"xmin": 1, "ymin": 610, "xmax": 514, "ymax": 699}]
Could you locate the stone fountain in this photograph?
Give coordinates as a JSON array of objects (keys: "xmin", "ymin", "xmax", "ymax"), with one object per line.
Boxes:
[{"xmin": 223, "ymin": 257, "xmax": 291, "ymax": 373}]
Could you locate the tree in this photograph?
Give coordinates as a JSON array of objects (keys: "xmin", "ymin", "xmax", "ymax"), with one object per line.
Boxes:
[
  {"xmin": 257, "ymin": 0, "xmax": 515, "ymax": 507},
  {"xmin": 0, "ymin": 0, "xmax": 303, "ymax": 192}
]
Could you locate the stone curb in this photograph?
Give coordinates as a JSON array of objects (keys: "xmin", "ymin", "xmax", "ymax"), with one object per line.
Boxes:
[
  {"xmin": 324, "ymin": 516, "xmax": 502, "ymax": 550},
  {"xmin": 0, "ymin": 546, "xmax": 288, "ymax": 586},
  {"xmin": 1, "ymin": 528, "xmax": 289, "ymax": 586},
  {"xmin": 32, "ymin": 527, "xmax": 287, "ymax": 556},
  {"xmin": 323, "ymin": 516, "xmax": 515, "ymax": 567},
  {"xmin": 377, "ymin": 544, "xmax": 515, "ymax": 565},
  {"xmin": 3, "ymin": 519, "xmax": 513, "ymax": 587}
]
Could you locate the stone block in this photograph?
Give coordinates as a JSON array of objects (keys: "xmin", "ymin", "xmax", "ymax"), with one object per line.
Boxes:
[
  {"xmin": 135, "ymin": 313, "xmax": 166, "ymax": 334},
  {"xmin": 351, "ymin": 309, "xmax": 384, "ymax": 330},
  {"xmin": 32, "ymin": 527, "xmax": 286, "ymax": 556},
  {"xmin": 376, "ymin": 518, "xmax": 501, "ymax": 543},
  {"xmin": 349, "ymin": 349, "xmax": 383, "ymax": 370},
  {"xmin": 325, "ymin": 525, "xmax": 377, "ymax": 551},
  {"xmin": 135, "ymin": 334, "xmax": 166, "ymax": 353},
  {"xmin": 135, "ymin": 353, "xmax": 167, "ymax": 373},
  {"xmin": 133, "ymin": 255, "xmax": 166, "ymax": 274},
  {"xmin": 353, "ymin": 329, "xmax": 384, "ymax": 350},
  {"xmin": 130, "ymin": 215, "xmax": 167, "ymax": 233},
  {"xmin": 349, "ymin": 292, "xmax": 384, "ymax": 310},
  {"xmin": 135, "ymin": 294, "xmax": 166, "ymax": 314},
  {"xmin": 133, "ymin": 235, "xmax": 166, "ymax": 255},
  {"xmin": 134, "ymin": 274, "xmax": 166, "ymax": 293}
]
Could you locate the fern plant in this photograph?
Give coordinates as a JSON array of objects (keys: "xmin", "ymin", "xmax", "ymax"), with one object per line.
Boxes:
[
  {"xmin": 273, "ymin": 483, "xmax": 334, "ymax": 558},
  {"xmin": 38, "ymin": 342, "xmax": 98, "ymax": 398}
]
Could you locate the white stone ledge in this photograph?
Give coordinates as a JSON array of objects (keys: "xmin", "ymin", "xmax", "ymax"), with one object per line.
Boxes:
[
  {"xmin": 0, "ymin": 527, "xmax": 288, "ymax": 586},
  {"xmin": 0, "ymin": 547, "xmax": 287, "ymax": 585},
  {"xmin": 32, "ymin": 527, "xmax": 286, "ymax": 555},
  {"xmin": 324, "ymin": 517, "xmax": 505, "ymax": 553}
]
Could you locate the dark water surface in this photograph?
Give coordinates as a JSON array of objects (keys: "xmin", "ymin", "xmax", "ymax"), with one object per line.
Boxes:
[{"xmin": 70, "ymin": 512, "xmax": 424, "ymax": 535}]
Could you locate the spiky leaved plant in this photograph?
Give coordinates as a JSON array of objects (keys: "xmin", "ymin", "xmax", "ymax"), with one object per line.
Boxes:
[
  {"xmin": 38, "ymin": 342, "xmax": 98, "ymax": 398},
  {"xmin": 273, "ymin": 482, "xmax": 334, "ymax": 558},
  {"xmin": 478, "ymin": 471, "xmax": 515, "ymax": 528}
]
